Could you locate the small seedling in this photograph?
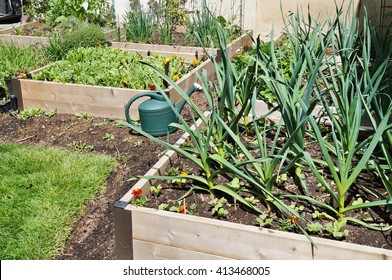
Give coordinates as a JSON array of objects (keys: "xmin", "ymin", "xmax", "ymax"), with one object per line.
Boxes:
[
  {"xmin": 307, "ymin": 222, "xmax": 324, "ymax": 233},
  {"xmin": 131, "ymin": 196, "xmax": 150, "ymax": 207},
  {"xmin": 245, "ymin": 196, "xmax": 260, "ymax": 206},
  {"xmin": 325, "ymin": 219, "xmax": 349, "ymax": 239},
  {"xmin": 289, "ymin": 202, "xmax": 305, "ymax": 213},
  {"xmin": 18, "ymin": 108, "xmax": 45, "ymax": 120},
  {"xmin": 133, "ymin": 139, "xmax": 143, "ymax": 147},
  {"xmin": 158, "ymin": 203, "xmax": 169, "ymax": 210},
  {"xmin": 45, "ymin": 108, "xmax": 57, "ymax": 117},
  {"xmin": 68, "ymin": 140, "xmax": 94, "ymax": 152},
  {"xmin": 150, "ymin": 184, "xmax": 162, "ymax": 197},
  {"xmin": 277, "ymin": 217, "xmax": 296, "ymax": 232},
  {"xmin": 103, "ymin": 133, "xmax": 115, "ymax": 140},
  {"xmin": 77, "ymin": 112, "xmax": 93, "ymax": 122},
  {"xmin": 256, "ymin": 213, "xmax": 273, "ymax": 227},
  {"xmin": 208, "ymin": 197, "xmax": 229, "ymax": 217}
]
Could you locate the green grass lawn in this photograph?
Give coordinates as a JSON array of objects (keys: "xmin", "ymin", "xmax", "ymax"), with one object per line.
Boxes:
[{"xmin": 0, "ymin": 144, "xmax": 117, "ymax": 259}]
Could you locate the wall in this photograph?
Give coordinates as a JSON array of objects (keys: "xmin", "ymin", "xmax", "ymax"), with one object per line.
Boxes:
[{"xmin": 113, "ymin": 0, "xmax": 374, "ymax": 40}]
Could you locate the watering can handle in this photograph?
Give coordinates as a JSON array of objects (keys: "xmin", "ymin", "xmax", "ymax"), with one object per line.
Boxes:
[{"xmin": 125, "ymin": 92, "xmax": 158, "ymax": 126}]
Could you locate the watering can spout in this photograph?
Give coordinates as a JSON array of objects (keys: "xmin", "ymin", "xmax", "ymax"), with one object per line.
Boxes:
[{"xmin": 177, "ymin": 83, "xmax": 203, "ymax": 114}]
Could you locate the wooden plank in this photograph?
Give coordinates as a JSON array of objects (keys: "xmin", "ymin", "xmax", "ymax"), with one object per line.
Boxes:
[
  {"xmin": 0, "ymin": 21, "xmax": 39, "ymax": 34},
  {"xmin": 130, "ymin": 206, "xmax": 313, "ymax": 260},
  {"xmin": 0, "ymin": 34, "xmax": 48, "ymax": 45},
  {"xmin": 312, "ymin": 236, "xmax": 392, "ymax": 260},
  {"xmin": 18, "ymin": 80, "xmax": 148, "ymax": 119},
  {"xmin": 111, "ymin": 41, "xmax": 215, "ymax": 56},
  {"xmin": 133, "ymin": 240, "xmax": 231, "ymax": 260},
  {"xmin": 169, "ymin": 59, "xmax": 215, "ymax": 104}
]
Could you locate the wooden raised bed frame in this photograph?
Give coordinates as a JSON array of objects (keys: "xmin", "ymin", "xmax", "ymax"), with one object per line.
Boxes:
[
  {"xmin": 113, "ymin": 116, "xmax": 392, "ymax": 260},
  {"xmin": 0, "ymin": 21, "xmax": 119, "ymax": 45},
  {"xmin": 12, "ymin": 32, "xmax": 252, "ymax": 120}
]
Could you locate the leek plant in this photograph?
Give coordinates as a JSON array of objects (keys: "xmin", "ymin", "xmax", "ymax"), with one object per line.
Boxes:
[{"xmin": 294, "ymin": 5, "xmax": 392, "ymax": 231}]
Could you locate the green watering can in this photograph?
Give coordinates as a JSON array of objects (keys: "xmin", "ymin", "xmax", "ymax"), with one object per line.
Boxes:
[{"xmin": 125, "ymin": 83, "xmax": 202, "ymax": 136}]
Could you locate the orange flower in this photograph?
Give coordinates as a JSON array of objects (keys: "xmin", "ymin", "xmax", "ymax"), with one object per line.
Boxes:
[
  {"xmin": 132, "ymin": 188, "xmax": 143, "ymax": 197},
  {"xmin": 179, "ymin": 204, "xmax": 188, "ymax": 214},
  {"xmin": 192, "ymin": 57, "xmax": 199, "ymax": 66},
  {"xmin": 171, "ymin": 54, "xmax": 177, "ymax": 58},
  {"xmin": 18, "ymin": 72, "xmax": 27, "ymax": 78},
  {"xmin": 149, "ymin": 84, "xmax": 156, "ymax": 90},
  {"xmin": 180, "ymin": 60, "xmax": 185, "ymax": 65},
  {"xmin": 289, "ymin": 214, "xmax": 296, "ymax": 224},
  {"xmin": 96, "ymin": 41, "xmax": 102, "ymax": 45}
]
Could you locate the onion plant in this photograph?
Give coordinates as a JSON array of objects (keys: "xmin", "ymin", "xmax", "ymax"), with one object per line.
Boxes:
[{"xmin": 123, "ymin": 6, "xmax": 156, "ymax": 43}]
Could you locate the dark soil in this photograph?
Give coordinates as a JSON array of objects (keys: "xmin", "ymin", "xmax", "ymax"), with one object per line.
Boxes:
[{"xmin": 0, "ymin": 89, "xmax": 391, "ymax": 259}]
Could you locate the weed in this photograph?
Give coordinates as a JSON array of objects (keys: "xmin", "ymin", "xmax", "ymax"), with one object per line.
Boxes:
[
  {"xmin": 256, "ymin": 213, "xmax": 274, "ymax": 228},
  {"xmin": 68, "ymin": 141, "xmax": 94, "ymax": 152},
  {"xmin": 103, "ymin": 133, "xmax": 115, "ymax": 141},
  {"xmin": 77, "ymin": 112, "xmax": 93, "ymax": 122},
  {"xmin": 45, "ymin": 108, "xmax": 57, "ymax": 118},
  {"xmin": 133, "ymin": 139, "xmax": 143, "ymax": 147},
  {"xmin": 18, "ymin": 108, "xmax": 45, "ymax": 121}
]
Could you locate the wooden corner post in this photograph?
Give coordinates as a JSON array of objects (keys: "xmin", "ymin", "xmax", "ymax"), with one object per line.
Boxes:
[{"xmin": 113, "ymin": 200, "xmax": 134, "ymax": 260}]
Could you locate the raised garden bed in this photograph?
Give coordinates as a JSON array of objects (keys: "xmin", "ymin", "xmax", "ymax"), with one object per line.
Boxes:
[
  {"xmin": 114, "ymin": 125, "xmax": 392, "ymax": 260},
  {"xmin": 12, "ymin": 32, "xmax": 252, "ymax": 120},
  {"xmin": 0, "ymin": 21, "xmax": 119, "ymax": 45}
]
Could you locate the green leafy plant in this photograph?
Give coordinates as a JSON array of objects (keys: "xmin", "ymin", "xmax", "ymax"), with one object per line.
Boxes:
[
  {"xmin": 77, "ymin": 112, "xmax": 93, "ymax": 122},
  {"xmin": 103, "ymin": 133, "xmax": 115, "ymax": 141},
  {"xmin": 45, "ymin": 108, "xmax": 58, "ymax": 118},
  {"xmin": 150, "ymin": 184, "xmax": 163, "ymax": 197},
  {"xmin": 18, "ymin": 108, "xmax": 45, "ymax": 120},
  {"xmin": 0, "ymin": 43, "xmax": 51, "ymax": 96},
  {"xmin": 35, "ymin": 46, "xmax": 191, "ymax": 90},
  {"xmin": 208, "ymin": 197, "xmax": 229, "ymax": 217},
  {"xmin": 133, "ymin": 140, "xmax": 143, "ymax": 147},
  {"xmin": 256, "ymin": 213, "xmax": 273, "ymax": 228},
  {"xmin": 24, "ymin": 0, "xmax": 115, "ymax": 26},
  {"xmin": 306, "ymin": 222, "xmax": 324, "ymax": 234},
  {"xmin": 68, "ymin": 140, "xmax": 94, "ymax": 152}
]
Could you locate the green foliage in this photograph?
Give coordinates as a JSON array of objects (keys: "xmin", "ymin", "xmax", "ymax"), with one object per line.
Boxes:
[
  {"xmin": 208, "ymin": 197, "xmax": 229, "ymax": 217},
  {"xmin": 256, "ymin": 213, "xmax": 273, "ymax": 228},
  {"xmin": 123, "ymin": 7, "xmax": 156, "ymax": 43},
  {"xmin": 18, "ymin": 108, "xmax": 45, "ymax": 121},
  {"xmin": 68, "ymin": 140, "xmax": 94, "ymax": 153},
  {"xmin": 35, "ymin": 46, "xmax": 191, "ymax": 90},
  {"xmin": 150, "ymin": 184, "xmax": 163, "ymax": 197},
  {"xmin": 131, "ymin": 196, "xmax": 150, "ymax": 207},
  {"xmin": 0, "ymin": 43, "xmax": 51, "ymax": 95},
  {"xmin": 306, "ymin": 222, "xmax": 324, "ymax": 234},
  {"xmin": 23, "ymin": 0, "xmax": 115, "ymax": 26},
  {"xmin": 0, "ymin": 143, "xmax": 116, "ymax": 259}
]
